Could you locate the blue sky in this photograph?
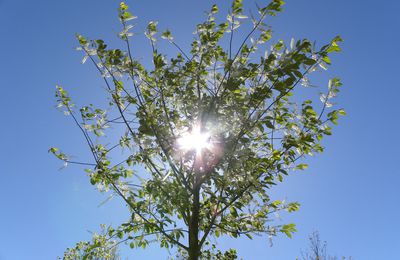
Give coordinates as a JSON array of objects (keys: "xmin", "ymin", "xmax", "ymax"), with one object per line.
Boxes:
[{"xmin": 0, "ymin": 0, "xmax": 399, "ymax": 259}]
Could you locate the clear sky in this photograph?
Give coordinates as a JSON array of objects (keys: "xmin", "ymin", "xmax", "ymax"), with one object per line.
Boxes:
[{"xmin": 0, "ymin": 0, "xmax": 399, "ymax": 259}]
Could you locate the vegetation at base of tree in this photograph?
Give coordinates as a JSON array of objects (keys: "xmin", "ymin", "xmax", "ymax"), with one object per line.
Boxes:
[{"xmin": 51, "ymin": 0, "xmax": 344, "ymax": 259}]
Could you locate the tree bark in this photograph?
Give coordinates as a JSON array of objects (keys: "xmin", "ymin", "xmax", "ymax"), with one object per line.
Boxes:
[{"xmin": 188, "ymin": 184, "xmax": 200, "ymax": 260}]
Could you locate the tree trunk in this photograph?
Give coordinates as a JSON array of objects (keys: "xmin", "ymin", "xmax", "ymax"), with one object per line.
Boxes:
[{"xmin": 188, "ymin": 185, "xmax": 200, "ymax": 260}]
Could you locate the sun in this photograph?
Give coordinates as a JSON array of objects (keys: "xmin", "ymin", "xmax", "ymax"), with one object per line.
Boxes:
[{"xmin": 177, "ymin": 126, "xmax": 211, "ymax": 154}]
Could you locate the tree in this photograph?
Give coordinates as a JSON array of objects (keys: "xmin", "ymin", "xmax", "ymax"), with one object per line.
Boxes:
[
  {"xmin": 51, "ymin": 0, "xmax": 344, "ymax": 259},
  {"xmin": 299, "ymin": 231, "xmax": 351, "ymax": 260}
]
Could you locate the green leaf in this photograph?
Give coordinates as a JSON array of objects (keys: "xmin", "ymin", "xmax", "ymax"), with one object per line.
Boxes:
[
  {"xmin": 322, "ymin": 56, "xmax": 331, "ymax": 64},
  {"xmin": 281, "ymin": 223, "xmax": 297, "ymax": 238},
  {"xmin": 260, "ymin": 0, "xmax": 285, "ymax": 16},
  {"xmin": 147, "ymin": 21, "xmax": 158, "ymax": 34},
  {"xmin": 161, "ymin": 30, "xmax": 173, "ymax": 41},
  {"xmin": 76, "ymin": 34, "xmax": 87, "ymax": 45},
  {"xmin": 287, "ymin": 202, "xmax": 300, "ymax": 212},
  {"xmin": 211, "ymin": 4, "xmax": 219, "ymax": 14},
  {"xmin": 230, "ymin": 207, "xmax": 238, "ymax": 218},
  {"xmin": 119, "ymin": 2, "xmax": 128, "ymax": 11},
  {"xmin": 296, "ymin": 164, "xmax": 308, "ymax": 170},
  {"xmin": 49, "ymin": 147, "xmax": 58, "ymax": 154},
  {"xmin": 235, "ymin": 14, "xmax": 248, "ymax": 19},
  {"xmin": 245, "ymin": 234, "xmax": 253, "ymax": 239},
  {"xmin": 232, "ymin": 0, "xmax": 243, "ymax": 15},
  {"xmin": 327, "ymin": 36, "xmax": 343, "ymax": 53},
  {"xmin": 260, "ymin": 30, "xmax": 272, "ymax": 43},
  {"xmin": 271, "ymin": 200, "xmax": 281, "ymax": 208},
  {"xmin": 121, "ymin": 11, "xmax": 137, "ymax": 21}
]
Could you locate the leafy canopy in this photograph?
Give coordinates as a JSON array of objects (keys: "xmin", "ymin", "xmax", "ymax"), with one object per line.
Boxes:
[{"xmin": 51, "ymin": 0, "xmax": 344, "ymax": 259}]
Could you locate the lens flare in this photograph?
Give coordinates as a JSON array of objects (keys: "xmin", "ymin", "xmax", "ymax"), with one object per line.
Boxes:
[{"xmin": 177, "ymin": 127, "xmax": 210, "ymax": 153}]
